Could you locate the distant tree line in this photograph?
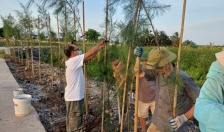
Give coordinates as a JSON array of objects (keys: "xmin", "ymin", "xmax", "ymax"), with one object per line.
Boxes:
[
  {"xmin": 0, "ymin": 16, "xmax": 196, "ymax": 47},
  {"xmin": 0, "ymin": 0, "xmax": 198, "ymax": 48}
]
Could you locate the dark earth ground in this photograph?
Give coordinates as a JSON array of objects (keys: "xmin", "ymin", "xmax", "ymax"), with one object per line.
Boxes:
[{"xmin": 5, "ymin": 56, "xmax": 200, "ymax": 132}]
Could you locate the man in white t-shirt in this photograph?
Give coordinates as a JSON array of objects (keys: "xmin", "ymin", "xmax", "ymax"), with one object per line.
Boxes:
[{"xmin": 64, "ymin": 39, "xmax": 105, "ymax": 132}]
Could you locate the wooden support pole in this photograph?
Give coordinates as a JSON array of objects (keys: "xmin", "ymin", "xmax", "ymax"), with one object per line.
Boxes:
[
  {"xmin": 133, "ymin": 1, "xmax": 141, "ymax": 132},
  {"xmin": 21, "ymin": 38, "xmax": 24, "ymax": 65},
  {"xmin": 82, "ymin": 0, "xmax": 89, "ymax": 116},
  {"xmin": 48, "ymin": 15, "xmax": 54, "ymax": 87},
  {"xmin": 134, "ymin": 56, "xmax": 140, "ymax": 132},
  {"xmin": 173, "ymin": 0, "xmax": 187, "ymax": 117},
  {"xmin": 57, "ymin": 14, "xmax": 61, "ymax": 64},
  {"xmin": 26, "ymin": 37, "xmax": 29, "ymax": 69},
  {"xmin": 38, "ymin": 16, "xmax": 41, "ymax": 81},
  {"xmin": 29, "ymin": 26, "xmax": 34, "ymax": 77},
  {"xmin": 101, "ymin": 0, "xmax": 109, "ymax": 131}
]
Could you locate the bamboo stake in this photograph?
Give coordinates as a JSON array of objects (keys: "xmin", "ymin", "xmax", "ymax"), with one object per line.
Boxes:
[
  {"xmin": 173, "ymin": 0, "xmax": 187, "ymax": 117},
  {"xmin": 18, "ymin": 47, "xmax": 20, "ymax": 63},
  {"xmin": 12, "ymin": 36, "xmax": 15, "ymax": 61},
  {"xmin": 38, "ymin": 16, "xmax": 41, "ymax": 81},
  {"xmin": 64, "ymin": 3, "xmax": 67, "ymax": 46},
  {"xmin": 49, "ymin": 15, "xmax": 54, "ymax": 87},
  {"xmin": 21, "ymin": 38, "xmax": 24, "ymax": 65},
  {"xmin": 26, "ymin": 36, "xmax": 29, "ymax": 69},
  {"xmin": 134, "ymin": 57, "xmax": 140, "ymax": 132},
  {"xmin": 30, "ymin": 40, "xmax": 34, "ymax": 76},
  {"xmin": 17, "ymin": 37, "xmax": 19, "ymax": 61},
  {"xmin": 63, "ymin": 2, "xmax": 67, "ymax": 74},
  {"xmin": 131, "ymin": 1, "xmax": 141, "ymax": 132},
  {"xmin": 73, "ymin": 6, "xmax": 76, "ymax": 41},
  {"xmin": 14, "ymin": 37, "xmax": 18, "ymax": 62},
  {"xmin": 117, "ymin": 96, "xmax": 121, "ymax": 123},
  {"xmin": 120, "ymin": 48, "xmax": 131, "ymax": 132},
  {"xmin": 82, "ymin": 0, "xmax": 89, "ymax": 116},
  {"xmin": 29, "ymin": 26, "xmax": 34, "ymax": 77},
  {"xmin": 16, "ymin": 31, "xmax": 20, "ymax": 63},
  {"xmin": 14, "ymin": 38, "xmax": 16, "ymax": 62},
  {"xmin": 57, "ymin": 14, "xmax": 61, "ymax": 64},
  {"xmin": 101, "ymin": 0, "xmax": 109, "ymax": 131},
  {"xmin": 56, "ymin": 14, "xmax": 61, "ymax": 87},
  {"xmin": 125, "ymin": 75, "xmax": 135, "ymax": 131}
]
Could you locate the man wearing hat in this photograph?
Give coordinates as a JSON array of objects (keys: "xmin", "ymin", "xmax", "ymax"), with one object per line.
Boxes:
[
  {"xmin": 135, "ymin": 47, "xmax": 200, "ymax": 132},
  {"xmin": 134, "ymin": 52, "xmax": 156, "ymax": 132}
]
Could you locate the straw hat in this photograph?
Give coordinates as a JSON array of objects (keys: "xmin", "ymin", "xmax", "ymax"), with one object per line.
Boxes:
[{"xmin": 146, "ymin": 47, "xmax": 177, "ymax": 69}]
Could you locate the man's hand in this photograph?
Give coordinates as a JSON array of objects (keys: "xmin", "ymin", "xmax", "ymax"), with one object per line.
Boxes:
[
  {"xmin": 168, "ymin": 114, "xmax": 188, "ymax": 131},
  {"xmin": 134, "ymin": 46, "xmax": 143, "ymax": 57},
  {"xmin": 98, "ymin": 38, "xmax": 106, "ymax": 48}
]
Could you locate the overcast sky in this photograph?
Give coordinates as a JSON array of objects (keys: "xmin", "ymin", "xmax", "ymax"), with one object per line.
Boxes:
[{"xmin": 0, "ymin": 0, "xmax": 224, "ymax": 45}]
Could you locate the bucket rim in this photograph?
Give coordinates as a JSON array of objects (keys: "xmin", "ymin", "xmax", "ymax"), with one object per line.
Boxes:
[
  {"xmin": 13, "ymin": 94, "xmax": 32, "ymax": 100},
  {"xmin": 13, "ymin": 88, "xmax": 23, "ymax": 91}
]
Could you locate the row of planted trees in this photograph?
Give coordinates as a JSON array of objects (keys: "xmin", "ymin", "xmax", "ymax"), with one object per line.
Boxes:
[{"xmin": 1, "ymin": 0, "xmax": 181, "ymax": 131}]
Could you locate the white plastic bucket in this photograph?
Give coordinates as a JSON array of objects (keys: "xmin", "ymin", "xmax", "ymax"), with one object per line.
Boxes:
[
  {"xmin": 13, "ymin": 88, "xmax": 23, "ymax": 97},
  {"xmin": 13, "ymin": 94, "xmax": 32, "ymax": 117}
]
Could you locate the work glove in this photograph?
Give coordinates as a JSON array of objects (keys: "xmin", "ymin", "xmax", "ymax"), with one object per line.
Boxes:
[
  {"xmin": 134, "ymin": 46, "xmax": 143, "ymax": 57},
  {"xmin": 168, "ymin": 114, "xmax": 188, "ymax": 131}
]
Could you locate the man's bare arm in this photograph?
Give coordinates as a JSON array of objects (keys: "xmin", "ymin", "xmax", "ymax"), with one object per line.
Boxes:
[{"xmin": 84, "ymin": 39, "xmax": 105, "ymax": 62}]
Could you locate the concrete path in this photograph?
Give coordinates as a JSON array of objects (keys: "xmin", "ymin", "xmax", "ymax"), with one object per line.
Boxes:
[{"xmin": 0, "ymin": 58, "xmax": 46, "ymax": 132}]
